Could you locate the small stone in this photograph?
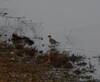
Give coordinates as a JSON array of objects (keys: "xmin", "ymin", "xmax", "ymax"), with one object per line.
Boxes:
[
  {"xmin": 10, "ymin": 51, "xmax": 15, "ymax": 55},
  {"xmin": 10, "ymin": 57, "xmax": 15, "ymax": 61}
]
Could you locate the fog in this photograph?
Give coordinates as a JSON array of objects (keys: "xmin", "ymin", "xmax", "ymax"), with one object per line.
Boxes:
[
  {"xmin": 0, "ymin": 0, "xmax": 100, "ymax": 78},
  {"xmin": 0, "ymin": 0, "xmax": 99, "ymax": 51}
]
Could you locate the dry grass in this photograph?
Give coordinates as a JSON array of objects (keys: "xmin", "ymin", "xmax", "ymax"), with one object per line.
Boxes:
[{"xmin": 0, "ymin": 41, "xmax": 94, "ymax": 82}]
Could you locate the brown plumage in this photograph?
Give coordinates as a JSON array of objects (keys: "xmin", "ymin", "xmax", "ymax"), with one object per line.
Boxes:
[{"xmin": 48, "ymin": 34, "xmax": 59, "ymax": 45}]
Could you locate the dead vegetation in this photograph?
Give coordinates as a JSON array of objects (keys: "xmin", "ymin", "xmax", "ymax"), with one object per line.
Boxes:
[{"xmin": 0, "ymin": 33, "xmax": 95, "ymax": 82}]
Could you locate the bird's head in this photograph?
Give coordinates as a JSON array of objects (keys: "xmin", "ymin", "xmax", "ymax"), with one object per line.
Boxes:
[{"xmin": 48, "ymin": 33, "xmax": 52, "ymax": 38}]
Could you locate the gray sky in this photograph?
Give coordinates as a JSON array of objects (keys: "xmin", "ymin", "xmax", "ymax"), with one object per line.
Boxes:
[
  {"xmin": 0, "ymin": 0, "xmax": 99, "ymax": 51},
  {"xmin": 1, "ymin": 0, "xmax": 100, "ymax": 78}
]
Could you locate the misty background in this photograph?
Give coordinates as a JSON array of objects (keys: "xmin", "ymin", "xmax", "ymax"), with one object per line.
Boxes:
[
  {"xmin": 0, "ymin": 0, "xmax": 100, "ymax": 78},
  {"xmin": 0, "ymin": 0, "xmax": 98, "ymax": 51}
]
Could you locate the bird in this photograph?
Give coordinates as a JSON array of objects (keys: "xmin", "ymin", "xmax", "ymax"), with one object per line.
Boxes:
[{"xmin": 48, "ymin": 34, "xmax": 59, "ymax": 45}]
